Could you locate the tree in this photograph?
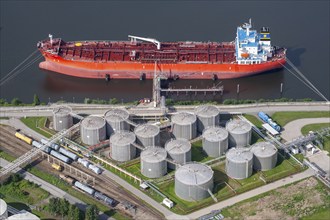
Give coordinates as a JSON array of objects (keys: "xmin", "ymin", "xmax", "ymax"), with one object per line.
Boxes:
[
  {"xmin": 85, "ymin": 204, "xmax": 99, "ymax": 220},
  {"xmin": 11, "ymin": 98, "xmax": 22, "ymax": 106},
  {"xmin": 84, "ymin": 98, "xmax": 91, "ymax": 104},
  {"xmin": 0, "ymin": 98, "xmax": 7, "ymax": 105},
  {"xmin": 33, "ymin": 94, "xmax": 40, "ymax": 105},
  {"xmin": 59, "ymin": 198, "xmax": 70, "ymax": 217},
  {"xmin": 109, "ymin": 98, "xmax": 118, "ymax": 105}
]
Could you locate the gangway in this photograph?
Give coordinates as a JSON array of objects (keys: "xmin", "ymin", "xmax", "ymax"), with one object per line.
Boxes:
[
  {"xmin": 0, "ymin": 123, "xmax": 80, "ymax": 178},
  {"xmin": 125, "ymin": 119, "xmax": 138, "ymax": 127}
]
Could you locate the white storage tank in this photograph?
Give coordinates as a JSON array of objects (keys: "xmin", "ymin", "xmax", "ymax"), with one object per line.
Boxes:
[
  {"xmin": 81, "ymin": 116, "xmax": 106, "ymax": 145},
  {"xmin": 53, "ymin": 106, "xmax": 73, "ymax": 131},
  {"xmin": 110, "ymin": 131, "xmax": 136, "ymax": 162},
  {"xmin": 226, "ymin": 148, "xmax": 253, "ymax": 179},
  {"xmin": 226, "ymin": 119, "xmax": 252, "ymax": 148},
  {"xmin": 250, "ymin": 142, "xmax": 278, "ymax": 171},
  {"xmin": 0, "ymin": 199, "xmax": 8, "ymax": 220},
  {"xmin": 202, "ymin": 126, "xmax": 228, "ymax": 157},
  {"xmin": 141, "ymin": 147, "xmax": 167, "ymax": 178},
  {"xmin": 134, "ymin": 124, "xmax": 160, "ymax": 147},
  {"xmin": 165, "ymin": 138, "xmax": 192, "ymax": 169},
  {"xmin": 171, "ymin": 112, "xmax": 197, "ymax": 140},
  {"xmin": 195, "ymin": 105, "xmax": 220, "ymax": 133},
  {"xmin": 104, "ymin": 108, "xmax": 130, "ymax": 137},
  {"xmin": 175, "ymin": 163, "xmax": 214, "ymax": 201},
  {"xmin": 7, "ymin": 211, "xmax": 40, "ymax": 220}
]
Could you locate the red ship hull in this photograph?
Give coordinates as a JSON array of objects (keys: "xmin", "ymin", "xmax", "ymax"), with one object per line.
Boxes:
[{"xmin": 39, "ymin": 53, "xmax": 286, "ymax": 80}]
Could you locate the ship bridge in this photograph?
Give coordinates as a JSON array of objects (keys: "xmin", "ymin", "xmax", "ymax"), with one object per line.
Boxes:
[{"xmin": 235, "ymin": 19, "xmax": 272, "ymax": 65}]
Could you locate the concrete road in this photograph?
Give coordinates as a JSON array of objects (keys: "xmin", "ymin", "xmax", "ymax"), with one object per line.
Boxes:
[
  {"xmin": 1, "ymin": 102, "xmax": 329, "ymax": 117},
  {"xmin": 0, "ymin": 158, "xmax": 113, "ymax": 220},
  {"xmin": 186, "ymin": 168, "xmax": 315, "ymax": 219},
  {"xmin": 281, "ymin": 117, "xmax": 330, "ymax": 141}
]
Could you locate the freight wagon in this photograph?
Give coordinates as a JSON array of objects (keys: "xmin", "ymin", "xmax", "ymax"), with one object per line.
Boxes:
[
  {"xmin": 59, "ymin": 174, "xmax": 75, "ymax": 185},
  {"xmin": 15, "ymin": 132, "xmax": 33, "ymax": 145},
  {"xmin": 52, "ymin": 163, "xmax": 63, "ymax": 171},
  {"xmin": 41, "ymin": 138, "xmax": 60, "ymax": 151}
]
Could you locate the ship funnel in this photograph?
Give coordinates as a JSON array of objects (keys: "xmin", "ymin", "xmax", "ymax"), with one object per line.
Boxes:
[{"xmin": 49, "ymin": 34, "xmax": 53, "ymax": 45}]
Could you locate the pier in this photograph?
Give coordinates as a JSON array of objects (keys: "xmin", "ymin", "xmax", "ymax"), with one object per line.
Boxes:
[{"xmin": 161, "ymin": 84, "xmax": 224, "ymax": 96}]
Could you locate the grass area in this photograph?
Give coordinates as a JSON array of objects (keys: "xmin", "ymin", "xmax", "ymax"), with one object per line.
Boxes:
[
  {"xmin": 191, "ymin": 140, "xmax": 212, "ymax": 162},
  {"xmin": 20, "ymin": 117, "xmax": 53, "ymax": 138},
  {"xmin": 222, "ymin": 177, "xmax": 330, "ymax": 219},
  {"xmin": 271, "ymin": 111, "xmax": 330, "ymax": 126},
  {"xmin": 0, "ymin": 176, "xmax": 54, "ymax": 219},
  {"xmin": 0, "ymin": 149, "xmax": 16, "ymax": 161},
  {"xmin": 244, "ymin": 114, "xmax": 263, "ymax": 129}
]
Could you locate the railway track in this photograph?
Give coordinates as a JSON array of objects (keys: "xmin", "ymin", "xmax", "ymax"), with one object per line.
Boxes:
[{"xmin": 0, "ymin": 125, "xmax": 163, "ymax": 219}]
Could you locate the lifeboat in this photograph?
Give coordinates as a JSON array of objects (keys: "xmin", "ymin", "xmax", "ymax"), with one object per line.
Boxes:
[{"xmin": 241, "ymin": 53, "xmax": 249, "ymax": 58}]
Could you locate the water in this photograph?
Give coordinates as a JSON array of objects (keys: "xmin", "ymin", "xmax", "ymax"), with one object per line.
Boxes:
[{"xmin": 1, "ymin": 1, "xmax": 329, "ymax": 103}]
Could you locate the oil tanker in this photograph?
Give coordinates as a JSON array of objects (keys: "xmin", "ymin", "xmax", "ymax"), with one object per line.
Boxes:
[{"xmin": 37, "ymin": 20, "xmax": 286, "ymax": 80}]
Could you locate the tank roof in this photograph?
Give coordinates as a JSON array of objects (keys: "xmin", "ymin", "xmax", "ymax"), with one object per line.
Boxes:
[
  {"xmin": 53, "ymin": 105, "xmax": 72, "ymax": 115},
  {"xmin": 7, "ymin": 211, "xmax": 40, "ymax": 220},
  {"xmin": 226, "ymin": 119, "xmax": 252, "ymax": 134},
  {"xmin": 203, "ymin": 126, "xmax": 228, "ymax": 141},
  {"xmin": 165, "ymin": 138, "xmax": 191, "ymax": 155},
  {"xmin": 104, "ymin": 108, "xmax": 129, "ymax": 122},
  {"xmin": 172, "ymin": 112, "xmax": 196, "ymax": 125},
  {"xmin": 251, "ymin": 142, "xmax": 277, "ymax": 158},
  {"xmin": 81, "ymin": 116, "xmax": 106, "ymax": 129},
  {"xmin": 110, "ymin": 131, "xmax": 136, "ymax": 146},
  {"xmin": 175, "ymin": 163, "xmax": 213, "ymax": 185},
  {"xmin": 141, "ymin": 147, "xmax": 167, "ymax": 163},
  {"xmin": 226, "ymin": 147, "xmax": 253, "ymax": 163},
  {"xmin": 195, "ymin": 105, "xmax": 219, "ymax": 117},
  {"xmin": 134, "ymin": 124, "xmax": 159, "ymax": 137},
  {"xmin": 0, "ymin": 199, "xmax": 7, "ymax": 215}
]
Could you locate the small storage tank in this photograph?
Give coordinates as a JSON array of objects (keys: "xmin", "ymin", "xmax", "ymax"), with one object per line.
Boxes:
[
  {"xmin": 251, "ymin": 142, "xmax": 278, "ymax": 171},
  {"xmin": 141, "ymin": 147, "xmax": 167, "ymax": 178},
  {"xmin": 226, "ymin": 148, "xmax": 253, "ymax": 179},
  {"xmin": 165, "ymin": 138, "xmax": 191, "ymax": 169},
  {"xmin": 53, "ymin": 106, "xmax": 73, "ymax": 131},
  {"xmin": 134, "ymin": 124, "xmax": 160, "ymax": 147},
  {"xmin": 104, "ymin": 108, "xmax": 130, "ymax": 137},
  {"xmin": 202, "ymin": 126, "xmax": 228, "ymax": 157},
  {"xmin": 175, "ymin": 163, "xmax": 214, "ymax": 201},
  {"xmin": 81, "ymin": 116, "xmax": 106, "ymax": 145},
  {"xmin": 0, "ymin": 199, "xmax": 8, "ymax": 220},
  {"xmin": 226, "ymin": 119, "xmax": 252, "ymax": 148},
  {"xmin": 195, "ymin": 105, "xmax": 220, "ymax": 133},
  {"xmin": 171, "ymin": 112, "xmax": 197, "ymax": 140},
  {"xmin": 110, "ymin": 131, "xmax": 136, "ymax": 162}
]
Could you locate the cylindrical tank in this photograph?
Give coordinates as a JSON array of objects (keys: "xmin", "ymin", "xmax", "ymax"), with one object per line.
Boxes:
[
  {"xmin": 134, "ymin": 124, "xmax": 160, "ymax": 147},
  {"xmin": 202, "ymin": 126, "xmax": 228, "ymax": 157},
  {"xmin": 0, "ymin": 199, "xmax": 8, "ymax": 220},
  {"xmin": 104, "ymin": 108, "xmax": 130, "ymax": 137},
  {"xmin": 88, "ymin": 164, "xmax": 102, "ymax": 174},
  {"xmin": 250, "ymin": 142, "xmax": 278, "ymax": 171},
  {"xmin": 7, "ymin": 211, "xmax": 40, "ymax": 220},
  {"xmin": 175, "ymin": 163, "xmax": 214, "ymax": 201},
  {"xmin": 171, "ymin": 112, "xmax": 197, "ymax": 140},
  {"xmin": 226, "ymin": 148, "xmax": 253, "ymax": 179},
  {"xmin": 195, "ymin": 105, "xmax": 220, "ymax": 133},
  {"xmin": 74, "ymin": 181, "xmax": 95, "ymax": 195},
  {"xmin": 110, "ymin": 131, "xmax": 136, "ymax": 162},
  {"xmin": 165, "ymin": 138, "xmax": 191, "ymax": 169},
  {"xmin": 53, "ymin": 106, "xmax": 73, "ymax": 131},
  {"xmin": 226, "ymin": 119, "xmax": 252, "ymax": 148},
  {"xmin": 81, "ymin": 116, "xmax": 106, "ymax": 145},
  {"xmin": 140, "ymin": 147, "xmax": 167, "ymax": 178},
  {"xmin": 77, "ymin": 158, "xmax": 90, "ymax": 168},
  {"xmin": 50, "ymin": 150, "xmax": 71, "ymax": 164},
  {"xmin": 58, "ymin": 147, "xmax": 79, "ymax": 161}
]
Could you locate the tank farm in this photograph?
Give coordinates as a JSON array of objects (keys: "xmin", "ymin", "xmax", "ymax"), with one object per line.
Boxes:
[{"xmin": 0, "ymin": 99, "xmax": 296, "ymax": 218}]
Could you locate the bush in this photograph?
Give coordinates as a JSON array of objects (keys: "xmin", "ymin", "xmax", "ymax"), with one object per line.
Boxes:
[
  {"xmin": 84, "ymin": 98, "xmax": 92, "ymax": 104},
  {"xmin": 109, "ymin": 98, "xmax": 119, "ymax": 105},
  {"xmin": 11, "ymin": 98, "xmax": 22, "ymax": 106}
]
